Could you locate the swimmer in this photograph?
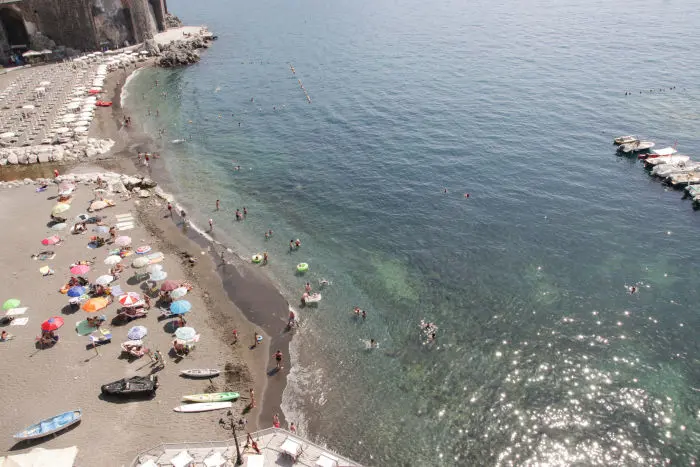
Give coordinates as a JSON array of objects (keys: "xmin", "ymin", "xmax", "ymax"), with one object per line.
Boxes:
[
  {"xmin": 362, "ymin": 309, "xmax": 367, "ymax": 321},
  {"xmin": 464, "ymin": 193, "xmax": 470, "ymax": 198},
  {"xmin": 319, "ymin": 279, "xmax": 330, "ymax": 287},
  {"xmin": 370, "ymin": 339, "xmax": 378, "ymax": 348},
  {"xmin": 209, "ymin": 218, "xmax": 213, "ymax": 230},
  {"xmin": 268, "ymin": 229, "xmax": 273, "ymax": 237},
  {"xmin": 295, "ymin": 239, "xmax": 301, "ymax": 248},
  {"xmin": 305, "ymin": 282, "xmax": 311, "ymax": 293},
  {"xmin": 627, "ymin": 285, "xmax": 638, "ymax": 294},
  {"xmin": 353, "ymin": 307, "xmax": 361, "ymax": 316},
  {"xmin": 290, "ymin": 240, "xmax": 294, "ymax": 251},
  {"xmin": 265, "ymin": 231, "xmax": 269, "ymax": 240}
]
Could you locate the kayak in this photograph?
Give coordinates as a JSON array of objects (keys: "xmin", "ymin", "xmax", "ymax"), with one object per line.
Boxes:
[
  {"xmin": 174, "ymin": 402, "xmax": 232, "ymax": 413},
  {"xmin": 182, "ymin": 391, "xmax": 240, "ymax": 403},
  {"xmin": 14, "ymin": 410, "xmax": 82, "ymax": 440},
  {"xmin": 180, "ymin": 368, "xmax": 220, "ymax": 378}
]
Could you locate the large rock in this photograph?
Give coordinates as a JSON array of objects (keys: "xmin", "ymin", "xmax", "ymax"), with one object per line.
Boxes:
[
  {"xmin": 7, "ymin": 153, "xmax": 18, "ymax": 164},
  {"xmin": 144, "ymin": 38, "xmax": 160, "ymax": 56},
  {"xmin": 165, "ymin": 13, "xmax": 184, "ymax": 28},
  {"xmin": 140, "ymin": 178, "xmax": 157, "ymax": 188}
]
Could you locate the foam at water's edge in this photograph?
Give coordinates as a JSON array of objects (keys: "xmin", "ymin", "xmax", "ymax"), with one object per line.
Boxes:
[{"xmin": 120, "ymin": 67, "xmax": 144, "ymax": 109}]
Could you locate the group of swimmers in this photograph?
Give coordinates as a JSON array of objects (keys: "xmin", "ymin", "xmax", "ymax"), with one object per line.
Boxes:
[{"xmin": 420, "ymin": 319, "xmax": 438, "ymax": 344}]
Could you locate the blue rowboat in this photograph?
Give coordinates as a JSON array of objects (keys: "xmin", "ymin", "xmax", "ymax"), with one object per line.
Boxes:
[{"xmin": 13, "ymin": 409, "xmax": 82, "ymax": 440}]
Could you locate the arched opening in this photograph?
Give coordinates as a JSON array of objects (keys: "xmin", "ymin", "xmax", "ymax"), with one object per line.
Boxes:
[{"xmin": 0, "ymin": 8, "xmax": 29, "ymax": 48}]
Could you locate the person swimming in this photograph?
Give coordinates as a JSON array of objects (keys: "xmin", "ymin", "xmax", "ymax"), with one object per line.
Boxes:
[{"xmin": 319, "ymin": 279, "xmax": 330, "ymax": 287}]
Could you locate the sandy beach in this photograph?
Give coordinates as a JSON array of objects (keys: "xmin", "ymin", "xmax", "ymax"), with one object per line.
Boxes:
[{"xmin": 0, "ymin": 43, "xmax": 294, "ymax": 465}]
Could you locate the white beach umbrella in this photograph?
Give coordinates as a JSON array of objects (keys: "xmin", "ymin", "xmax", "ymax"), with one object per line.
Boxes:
[
  {"xmin": 95, "ymin": 274, "xmax": 114, "ymax": 286},
  {"xmin": 104, "ymin": 255, "xmax": 122, "ymax": 265},
  {"xmin": 0, "ymin": 132, "xmax": 15, "ymax": 139},
  {"xmin": 22, "ymin": 105, "xmax": 35, "ymax": 110},
  {"xmin": 146, "ymin": 264, "xmax": 163, "ymax": 275},
  {"xmin": 115, "ymin": 236, "xmax": 132, "ymax": 247},
  {"xmin": 67, "ymin": 102, "xmax": 80, "ymax": 110},
  {"xmin": 55, "ymin": 127, "xmax": 71, "ymax": 134},
  {"xmin": 74, "ymin": 126, "xmax": 88, "ymax": 133},
  {"xmin": 61, "ymin": 115, "xmax": 77, "ymax": 123},
  {"xmin": 73, "ymin": 120, "xmax": 90, "ymax": 127},
  {"xmin": 39, "ymin": 80, "xmax": 51, "ymax": 86}
]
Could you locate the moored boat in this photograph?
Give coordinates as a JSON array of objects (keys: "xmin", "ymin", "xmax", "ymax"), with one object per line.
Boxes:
[
  {"xmin": 686, "ymin": 185, "xmax": 700, "ymax": 197},
  {"xmin": 180, "ymin": 368, "xmax": 220, "ymax": 378},
  {"xmin": 668, "ymin": 172, "xmax": 700, "ymax": 187},
  {"xmin": 101, "ymin": 375, "xmax": 158, "ymax": 398},
  {"xmin": 174, "ymin": 402, "xmax": 232, "ymax": 413},
  {"xmin": 614, "ymin": 135, "xmax": 639, "ymax": 145},
  {"xmin": 14, "ymin": 410, "xmax": 82, "ymax": 440},
  {"xmin": 638, "ymin": 146, "xmax": 678, "ymax": 160},
  {"xmin": 644, "ymin": 155, "xmax": 690, "ymax": 168},
  {"xmin": 619, "ymin": 141, "xmax": 655, "ymax": 154},
  {"xmin": 651, "ymin": 162, "xmax": 700, "ymax": 178},
  {"xmin": 182, "ymin": 391, "xmax": 240, "ymax": 403}
]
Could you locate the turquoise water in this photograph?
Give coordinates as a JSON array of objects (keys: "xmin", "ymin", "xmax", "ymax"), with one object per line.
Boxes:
[{"xmin": 125, "ymin": 0, "xmax": 700, "ymax": 464}]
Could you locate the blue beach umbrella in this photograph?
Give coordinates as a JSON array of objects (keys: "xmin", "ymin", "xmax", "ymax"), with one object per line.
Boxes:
[
  {"xmin": 174, "ymin": 326, "xmax": 196, "ymax": 342},
  {"xmin": 169, "ymin": 300, "xmax": 192, "ymax": 315},
  {"xmin": 127, "ymin": 325, "xmax": 148, "ymax": 340},
  {"xmin": 67, "ymin": 286, "xmax": 86, "ymax": 297}
]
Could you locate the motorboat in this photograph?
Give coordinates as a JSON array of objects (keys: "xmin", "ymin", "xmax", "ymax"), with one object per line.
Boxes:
[
  {"xmin": 686, "ymin": 185, "xmax": 700, "ymax": 197},
  {"xmin": 644, "ymin": 155, "xmax": 690, "ymax": 168},
  {"xmin": 101, "ymin": 375, "xmax": 158, "ymax": 398},
  {"xmin": 618, "ymin": 141, "xmax": 655, "ymax": 154},
  {"xmin": 13, "ymin": 410, "xmax": 81, "ymax": 440},
  {"xmin": 614, "ymin": 135, "xmax": 639, "ymax": 145},
  {"xmin": 638, "ymin": 146, "xmax": 678, "ymax": 160},
  {"xmin": 668, "ymin": 172, "xmax": 700, "ymax": 187},
  {"xmin": 651, "ymin": 161, "xmax": 700, "ymax": 178}
]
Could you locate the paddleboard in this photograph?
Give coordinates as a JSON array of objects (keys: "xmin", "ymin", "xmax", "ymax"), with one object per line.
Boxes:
[
  {"xmin": 180, "ymin": 368, "xmax": 220, "ymax": 378},
  {"xmin": 174, "ymin": 402, "xmax": 232, "ymax": 413},
  {"xmin": 182, "ymin": 392, "xmax": 240, "ymax": 403}
]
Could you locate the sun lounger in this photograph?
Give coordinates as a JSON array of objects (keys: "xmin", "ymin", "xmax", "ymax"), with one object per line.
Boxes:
[
  {"xmin": 170, "ymin": 450, "xmax": 194, "ymax": 467},
  {"xmin": 316, "ymin": 453, "xmax": 339, "ymax": 467},
  {"xmin": 245, "ymin": 454, "xmax": 265, "ymax": 467},
  {"xmin": 281, "ymin": 437, "xmax": 302, "ymax": 461}
]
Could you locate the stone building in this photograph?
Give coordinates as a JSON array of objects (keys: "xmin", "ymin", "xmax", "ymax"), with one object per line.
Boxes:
[{"xmin": 0, "ymin": 0, "xmax": 168, "ymax": 63}]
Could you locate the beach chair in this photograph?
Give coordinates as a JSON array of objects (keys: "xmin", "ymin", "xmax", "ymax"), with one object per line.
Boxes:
[
  {"xmin": 280, "ymin": 436, "xmax": 302, "ymax": 462},
  {"xmin": 315, "ymin": 453, "xmax": 339, "ymax": 467},
  {"xmin": 170, "ymin": 450, "xmax": 194, "ymax": 467}
]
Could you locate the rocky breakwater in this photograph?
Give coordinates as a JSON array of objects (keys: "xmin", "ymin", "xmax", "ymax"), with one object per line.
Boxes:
[
  {"xmin": 0, "ymin": 138, "xmax": 116, "ymax": 166},
  {"xmin": 150, "ymin": 35, "xmax": 216, "ymax": 68}
]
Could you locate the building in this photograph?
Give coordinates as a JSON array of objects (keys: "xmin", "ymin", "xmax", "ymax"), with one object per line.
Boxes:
[{"xmin": 0, "ymin": 0, "xmax": 168, "ymax": 63}]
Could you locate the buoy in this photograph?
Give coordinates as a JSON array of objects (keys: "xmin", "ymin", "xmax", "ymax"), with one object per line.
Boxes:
[
  {"xmin": 297, "ymin": 262, "xmax": 309, "ymax": 273},
  {"xmin": 252, "ymin": 254, "xmax": 263, "ymax": 264}
]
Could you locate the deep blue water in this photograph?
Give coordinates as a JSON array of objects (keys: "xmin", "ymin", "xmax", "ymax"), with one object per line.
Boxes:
[{"xmin": 125, "ymin": 0, "xmax": 700, "ymax": 464}]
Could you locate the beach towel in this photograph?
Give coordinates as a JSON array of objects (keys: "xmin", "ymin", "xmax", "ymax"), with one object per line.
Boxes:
[
  {"xmin": 10, "ymin": 317, "xmax": 29, "ymax": 326},
  {"xmin": 110, "ymin": 284, "xmax": 123, "ymax": 296},
  {"xmin": 5, "ymin": 307, "xmax": 27, "ymax": 316}
]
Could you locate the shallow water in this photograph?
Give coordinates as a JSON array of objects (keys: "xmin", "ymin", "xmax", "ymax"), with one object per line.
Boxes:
[{"xmin": 124, "ymin": 0, "xmax": 700, "ymax": 464}]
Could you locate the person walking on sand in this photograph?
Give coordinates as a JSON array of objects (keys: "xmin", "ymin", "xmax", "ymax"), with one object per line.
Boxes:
[
  {"xmin": 216, "ymin": 199, "xmax": 220, "ymax": 210},
  {"xmin": 273, "ymin": 413, "xmax": 280, "ymax": 428},
  {"xmin": 249, "ymin": 388, "xmax": 256, "ymax": 408},
  {"xmin": 53, "ymin": 169, "xmax": 59, "ymax": 178},
  {"xmin": 232, "ymin": 329, "xmax": 238, "ymax": 344},
  {"xmin": 273, "ymin": 349, "xmax": 283, "ymax": 370},
  {"xmin": 167, "ymin": 202, "xmax": 172, "ymax": 216}
]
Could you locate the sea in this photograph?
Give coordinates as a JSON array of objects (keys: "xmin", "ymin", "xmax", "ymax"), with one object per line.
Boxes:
[{"xmin": 122, "ymin": 0, "xmax": 700, "ymax": 464}]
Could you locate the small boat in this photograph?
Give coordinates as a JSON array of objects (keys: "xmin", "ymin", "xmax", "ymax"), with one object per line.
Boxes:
[
  {"xmin": 644, "ymin": 155, "xmax": 690, "ymax": 168},
  {"xmin": 182, "ymin": 391, "xmax": 240, "ymax": 403},
  {"xmin": 180, "ymin": 368, "xmax": 220, "ymax": 378},
  {"xmin": 171, "ymin": 139, "xmax": 185, "ymax": 144},
  {"xmin": 685, "ymin": 185, "xmax": 700, "ymax": 197},
  {"xmin": 618, "ymin": 141, "xmax": 655, "ymax": 154},
  {"xmin": 638, "ymin": 146, "xmax": 678, "ymax": 160},
  {"xmin": 101, "ymin": 375, "xmax": 158, "ymax": 398},
  {"xmin": 14, "ymin": 410, "xmax": 82, "ymax": 440},
  {"xmin": 174, "ymin": 402, "xmax": 232, "ymax": 413},
  {"xmin": 668, "ymin": 172, "xmax": 700, "ymax": 187},
  {"xmin": 614, "ymin": 135, "xmax": 639, "ymax": 145},
  {"xmin": 651, "ymin": 162, "xmax": 700, "ymax": 178}
]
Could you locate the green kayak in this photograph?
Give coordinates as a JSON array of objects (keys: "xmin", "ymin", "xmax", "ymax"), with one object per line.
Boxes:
[{"xmin": 182, "ymin": 392, "xmax": 240, "ymax": 403}]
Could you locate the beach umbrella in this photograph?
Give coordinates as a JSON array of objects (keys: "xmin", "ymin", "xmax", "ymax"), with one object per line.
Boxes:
[
  {"xmin": 74, "ymin": 126, "xmax": 88, "ymax": 133},
  {"xmin": 146, "ymin": 264, "xmax": 162, "ymax": 274},
  {"xmin": 58, "ymin": 181, "xmax": 75, "ymax": 192},
  {"xmin": 0, "ymin": 131, "xmax": 15, "ymax": 139},
  {"xmin": 3, "ymin": 298, "xmax": 20, "ymax": 310},
  {"xmin": 61, "ymin": 114, "xmax": 77, "ymax": 123},
  {"xmin": 70, "ymin": 264, "xmax": 90, "ymax": 275},
  {"xmin": 160, "ymin": 280, "xmax": 179, "ymax": 292},
  {"xmin": 93, "ymin": 226, "xmax": 109, "ymax": 234},
  {"xmin": 50, "ymin": 222, "xmax": 67, "ymax": 231},
  {"xmin": 104, "ymin": 255, "xmax": 122, "ymax": 265},
  {"xmin": 115, "ymin": 236, "xmax": 131, "ymax": 247},
  {"xmin": 149, "ymin": 270, "xmax": 168, "ymax": 282},
  {"xmin": 132, "ymin": 257, "xmax": 150, "ymax": 268},
  {"xmin": 94, "ymin": 274, "xmax": 114, "ymax": 286},
  {"xmin": 51, "ymin": 203, "xmax": 71, "ymax": 215},
  {"xmin": 127, "ymin": 325, "xmax": 148, "ymax": 340},
  {"xmin": 41, "ymin": 316, "xmax": 64, "ymax": 331},
  {"xmin": 82, "ymin": 297, "xmax": 109, "ymax": 313},
  {"xmin": 169, "ymin": 300, "xmax": 192, "ymax": 315},
  {"xmin": 174, "ymin": 326, "xmax": 196, "ymax": 342},
  {"xmin": 67, "ymin": 286, "xmax": 86, "ymax": 297},
  {"xmin": 135, "ymin": 245, "xmax": 151, "ymax": 254},
  {"xmin": 39, "ymin": 80, "xmax": 51, "ymax": 86},
  {"xmin": 170, "ymin": 287, "xmax": 188, "ymax": 300},
  {"xmin": 118, "ymin": 292, "xmax": 141, "ymax": 307},
  {"xmin": 41, "ymin": 236, "xmax": 61, "ymax": 245},
  {"xmin": 90, "ymin": 200, "xmax": 108, "ymax": 211}
]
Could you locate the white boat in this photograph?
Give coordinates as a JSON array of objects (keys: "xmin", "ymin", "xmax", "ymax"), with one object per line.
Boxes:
[
  {"xmin": 640, "ymin": 146, "xmax": 678, "ymax": 159},
  {"xmin": 645, "ymin": 155, "xmax": 689, "ymax": 167},
  {"xmin": 651, "ymin": 162, "xmax": 700, "ymax": 177},
  {"xmin": 619, "ymin": 141, "xmax": 655, "ymax": 153},
  {"xmin": 668, "ymin": 172, "xmax": 700, "ymax": 187},
  {"xmin": 686, "ymin": 185, "xmax": 700, "ymax": 196},
  {"xmin": 614, "ymin": 135, "xmax": 639, "ymax": 145},
  {"xmin": 180, "ymin": 368, "xmax": 220, "ymax": 378},
  {"xmin": 173, "ymin": 402, "xmax": 232, "ymax": 413}
]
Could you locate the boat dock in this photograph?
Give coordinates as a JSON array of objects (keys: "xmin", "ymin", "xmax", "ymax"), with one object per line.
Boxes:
[{"xmin": 130, "ymin": 427, "xmax": 363, "ymax": 467}]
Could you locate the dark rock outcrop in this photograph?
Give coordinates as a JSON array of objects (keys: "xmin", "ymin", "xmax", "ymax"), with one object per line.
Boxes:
[
  {"xmin": 165, "ymin": 13, "xmax": 184, "ymax": 29},
  {"xmin": 155, "ymin": 38, "xmax": 212, "ymax": 67}
]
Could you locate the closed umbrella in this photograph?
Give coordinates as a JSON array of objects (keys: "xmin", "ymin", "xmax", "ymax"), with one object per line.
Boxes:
[
  {"xmin": 51, "ymin": 203, "xmax": 70, "ymax": 215},
  {"xmin": 149, "ymin": 270, "xmax": 167, "ymax": 282},
  {"xmin": 104, "ymin": 255, "xmax": 122, "ymax": 265},
  {"xmin": 170, "ymin": 287, "xmax": 188, "ymax": 300},
  {"xmin": 115, "ymin": 236, "xmax": 131, "ymax": 247},
  {"xmin": 3, "ymin": 298, "xmax": 20, "ymax": 310},
  {"xmin": 169, "ymin": 300, "xmax": 192, "ymax": 315},
  {"xmin": 118, "ymin": 292, "xmax": 141, "ymax": 307},
  {"xmin": 41, "ymin": 316, "xmax": 64, "ymax": 331},
  {"xmin": 160, "ymin": 280, "xmax": 179, "ymax": 292},
  {"xmin": 95, "ymin": 274, "xmax": 114, "ymax": 286},
  {"xmin": 146, "ymin": 264, "xmax": 162, "ymax": 274},
  {"xmin": 70, "ymin": 264, "xmax": 90, "ymax": 275},
  {"xmin": 67, "ymin": 286, "xmax": 86, "ymax": 297},
  {"xmin": 127, "ymin": 325, "xmax": 148, "ymax": 340},
  {"xmin": 82, "ymin": 297, "xmax": 109, "ymax": 312},
  {"xmin": 174, "ymin": 326, "xmax": 196, "ymax": 342},
  {"xmin": 41, "ymin": 236, "xmax": 61, "ymax": 245},
  {"xmin": 132, "ymin": 257, "xmax": 150, "ymax": 268}
]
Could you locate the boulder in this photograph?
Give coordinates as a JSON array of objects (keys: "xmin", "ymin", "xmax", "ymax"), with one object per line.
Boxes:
[
  {"xmin": 18, "ymin": 153, "xmax": 28, "ymax": 164},
  {"xmin": 7, "ymin": 153, "xmax": 17, "ymax": 164},
  {"xmin": 140, "ymin": 178, "xmax": 157, "ymax": 188},
  {"xmin": 27, "ymin": 153, "xmax": 38, "ymax": 164},
  {"xmin": 109, "ymin": 181, "xmax": 127, "ymax": 193},
  {"xmin": 144, "ymin": 38, "xmax": 160, "ymax": 56},
  {"xmin": 138, "ymin": 189, "xmax": 151, "ymax": 198}
]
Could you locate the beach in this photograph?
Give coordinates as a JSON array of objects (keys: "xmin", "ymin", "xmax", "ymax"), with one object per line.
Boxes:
[{"xmin": 0, "ymin": 38, "xmax": 294, "ymax": 465}]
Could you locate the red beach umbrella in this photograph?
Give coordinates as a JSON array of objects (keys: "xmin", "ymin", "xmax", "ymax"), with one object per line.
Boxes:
[
  {"xmin": 70, "ymin": 264, "xmax": 90, "ymax": 275},
  {"xmin": 160, "ymin": 280, "xmax": 180, "ymax": 292},
  {"xmin": 41, "ymin": 236, "xmax": 61, "ymax": 245},
  {"xmin": 41, "ymin": 316, "xmax": 64, "ymax": 331},
  {"xmin": 118, "ymin": 292, "xmax": 141, "ymax": 307}
]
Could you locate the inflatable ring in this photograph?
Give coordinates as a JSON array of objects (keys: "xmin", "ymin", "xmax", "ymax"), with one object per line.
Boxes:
[
  {"xmin": 136, "ymin": 245, "xmax": 152, "ymax": 254},
  {"xmin": 297, "ymin": 262, "xmax": 309, "ymax": 273},
  {"xmin": 252, "ymin": 254, "xmax": 263, "ymax": 264}
]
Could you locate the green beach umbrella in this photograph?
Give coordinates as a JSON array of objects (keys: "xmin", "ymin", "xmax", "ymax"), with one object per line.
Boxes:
[{"xmin": 3, "ymin": 298, "xmax": 20, "ymax": 310}]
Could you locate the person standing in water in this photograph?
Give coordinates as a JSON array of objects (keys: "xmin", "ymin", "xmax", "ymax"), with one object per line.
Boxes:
[
  {"xmin": 209, "ymin": 218, "xmax": 214, "ymax": 231},
  {"xmin": 305, "ymin": 282, "xmax": 311, "ymax": 293},
  {"xmin": 263, "ymin": 252, "xmax": 268, "ymax": 265},
  {"xmin": 216, "ymin": 199, "xmax": 220, "ymax": 211},
  {"xmin": 273, "ymin": 349, "xmax": 283, "ymax": 370}
]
